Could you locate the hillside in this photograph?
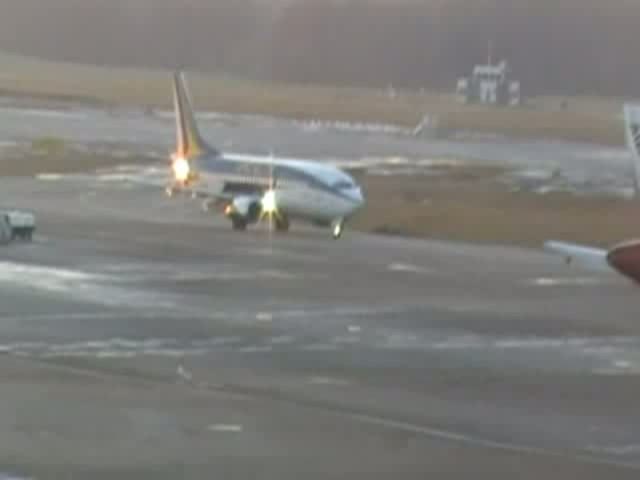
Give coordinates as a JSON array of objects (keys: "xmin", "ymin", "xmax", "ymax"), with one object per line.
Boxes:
[{"xmin": 0, "ymin": 0, "xmax": 637, "ymax": 97}]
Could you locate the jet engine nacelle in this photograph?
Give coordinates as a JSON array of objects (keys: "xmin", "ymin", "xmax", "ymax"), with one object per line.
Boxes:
[
  {"xmin": 606, "ymin": 240, "xmax": 640, "ymax": 284},
  {"xmin": 228, "ymin": 195, "xmax": 261, "ymax": 223}
]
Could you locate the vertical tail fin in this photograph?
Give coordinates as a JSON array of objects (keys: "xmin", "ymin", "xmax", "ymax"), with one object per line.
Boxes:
[
  {"xmin": 624, "ymin": 103, "xmax": 640, "ymax": 196},
  {"xmin": 172, "ymin": 71, "xmax": 216, "ymax": 159}
]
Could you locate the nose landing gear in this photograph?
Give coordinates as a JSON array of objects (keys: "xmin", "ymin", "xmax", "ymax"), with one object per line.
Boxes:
[{"xmin": 331, "ymin": 219, "xmax": 344, "ymax": 239}]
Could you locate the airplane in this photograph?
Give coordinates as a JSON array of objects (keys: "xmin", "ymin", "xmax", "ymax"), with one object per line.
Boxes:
[
  {"xmin": 165, "ymin": 72, "xmax": 365, "ymax": 239},
  {"xmin": 544, "ymin": 104, "xmax": 640, "ymax": 283}
]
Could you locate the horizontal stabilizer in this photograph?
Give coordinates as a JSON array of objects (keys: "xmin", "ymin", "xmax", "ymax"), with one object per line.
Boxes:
[{"xmin": 544, "ymin": 241, "xmax": 610, "ymax": 272}]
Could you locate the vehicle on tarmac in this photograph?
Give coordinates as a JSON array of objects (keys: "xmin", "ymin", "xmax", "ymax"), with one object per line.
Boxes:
[{"xmin": 0, "ymin": 210, "xmax": 36, "ymax": 245}]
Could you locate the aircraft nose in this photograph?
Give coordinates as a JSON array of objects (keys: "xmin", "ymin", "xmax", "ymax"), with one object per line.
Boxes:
[{"xmin": 351, "ymin": 186, "xmax": 365, "ymax": 209}]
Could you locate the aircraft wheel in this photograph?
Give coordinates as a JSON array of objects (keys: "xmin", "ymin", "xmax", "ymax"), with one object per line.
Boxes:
[
  {"xmin": 331, "ymin": 219, "xmax": 344, "ymax": 239},
  {"xmin": 275, "ymin": 215, "xmax": 290, "ymax": 232},
  {"xmin": 231, "ymin": 216, "xmax": 248, "ymax": 231}
]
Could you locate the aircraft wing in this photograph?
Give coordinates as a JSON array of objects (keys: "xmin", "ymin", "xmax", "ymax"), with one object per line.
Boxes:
[
  {"xmin": 342, "ymin": 166, "xmax": 367, "ymax": 182},
  {"xmin": 624, "ymin": 103, "xmax": 640, "ymax": 195},
  {"xmin": 543, "ymin": 241, "xmax": 610, "ymax": 272},
  {"xmin": 100, "ymin": 166, "xmax": 223, "ymax": 203}
]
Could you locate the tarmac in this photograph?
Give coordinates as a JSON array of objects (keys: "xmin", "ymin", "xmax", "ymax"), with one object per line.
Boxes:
[{"xmin": 0, "ymin": 172, "xmax": 639, "ymax": 478}]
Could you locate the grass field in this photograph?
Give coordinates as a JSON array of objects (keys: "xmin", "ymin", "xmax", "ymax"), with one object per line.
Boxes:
[
  {"xmin": 352, "ymin": 168, "xmax": 640, "ymax": 248},
  {"xmin": 0, "ymin": 52, "xmax": 627, "ymax": 146}
]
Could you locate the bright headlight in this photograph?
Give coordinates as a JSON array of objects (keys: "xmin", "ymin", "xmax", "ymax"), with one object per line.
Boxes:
[{"xmin": 261, "ymin": 189, "xmax": 277, "ymax": 214}]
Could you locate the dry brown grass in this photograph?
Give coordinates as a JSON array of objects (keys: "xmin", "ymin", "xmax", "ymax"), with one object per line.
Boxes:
[
  {"xmin": 0, "ymin": 142, "xmax": 155, "ymax": 176},
  {"xmin": 353, "ymin": 170, "xmax": 640, "ymax": 248},
  {"xmin": 436, "ymin": 108, "xmax": 623, "ymax": 146},
  {"xmin": 0, "ymin": 52, "xmax": 625, "ymax": 146}
]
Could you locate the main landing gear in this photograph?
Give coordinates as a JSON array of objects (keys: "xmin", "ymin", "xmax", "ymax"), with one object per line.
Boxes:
[
  {"xmin": 228, "ymin": 213, "xmax": 289, "ymax": 233},
  {"xmin": 274, "ymin": 215, "xmax": 290, "ymax": 233},
  {"xmin": 231, "ymin": 215, "xmax": 248, "ymax": 231}
]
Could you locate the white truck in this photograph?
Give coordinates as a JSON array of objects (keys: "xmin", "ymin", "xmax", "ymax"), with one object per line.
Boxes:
[{"xmin": 0, "ymin": 210, "xmax": 36, "ymax": 244}]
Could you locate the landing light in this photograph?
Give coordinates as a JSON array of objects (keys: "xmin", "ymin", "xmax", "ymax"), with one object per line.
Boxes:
[
  {"xmin": 333, "ymin": 222, "xmax": 343, "ymax": 238},
  {"xmin": 172, "ymin": 156, "xmax": 190, "ymax": 183},
  {"xmin": 261, "ymin": 190, "xmax": 277, "ymax": 214}
]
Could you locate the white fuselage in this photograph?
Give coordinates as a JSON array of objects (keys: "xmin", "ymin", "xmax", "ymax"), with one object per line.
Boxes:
[{"xmin": 190, "ymin": 153, "xmax": 365, "ymax": 223}]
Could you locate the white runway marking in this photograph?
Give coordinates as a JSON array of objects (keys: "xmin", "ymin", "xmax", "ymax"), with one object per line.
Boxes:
[
  {"xmin": 377, "ymin": 332, "xmax": 422, "ymax": 349},
  {"xmin": 0, "ymin": 311, "xmax": 217, "ymax": 323},
  {"xmin": 373, "ymin": 331, "xmax": 640, "ymax": 371},
  {"xmin": 238, "ymin": 247, "xmax": 325, "ymax": 263},
  {"xmin": 526, "ymin": 276, "xmax": 605, "ymax": 287},
  {"xmin": 388, "ymin": 262, "xmax": 433, "ymax": 274},
  {"xmin": 309, "ymin": 376, "xmax": 351, "ymax": 386},
  {"xmin": 431, "ymin": 336, "xmax": 483, "ymax": 350},
  {"xmin": 333, "ymin": 156, "xmax": 467, "ymax": 172},
  {"xmin": 297, "ymin": 119, "xmax": 408, "ymax": 136},
  {"xmin": 614, "ymin": 360, "xmax": 632, "ymax": 369},
  {"xmin": 299, "ymin": 343, "xmax": 340, "ymax": 352},
  {"xmin": 237, "ymin": 345, "xmax": 274, "ymax": 354},
  {"xmin": 105, "ymin": 262, "xmax": 300, "ymax": 282},
  {"xmin": 0, "ymin": 337, "xmax": 247, "ymax": 359},
  {"xmin": 493, "ymin": 337, "xmax": 593, "ymax": 349},
  {"xmin": 593, "ymin": 361, "xmax": 640, "ymax": 376},
  {"xmin": 268, "ymin": 335, "xmax": 295, "ymax": 345},
  {"xmin": 590, "ymin": 444, "xmax": 640, "ymax": 456},
  {"xmin": 207, "ymin": 424, "xmax": 243, "ymax": 433},
  {"xmin": 35, "ymin": 173, "xmax": 65, "ymax": 181},
  {"xmin": 255, "ymin": 312, "xmax": 273, "ymax": 323}
]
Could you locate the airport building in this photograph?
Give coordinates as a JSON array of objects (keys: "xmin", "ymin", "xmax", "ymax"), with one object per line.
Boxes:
[{"xmin": 456, "ymin": 59, "xmax": 522, "ymax": 107}]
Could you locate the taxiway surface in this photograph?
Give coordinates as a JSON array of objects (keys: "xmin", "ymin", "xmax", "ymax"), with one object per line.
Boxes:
[{"xmin": 0, "ymin": 174, "xmax": 639, "ymax": 478}]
